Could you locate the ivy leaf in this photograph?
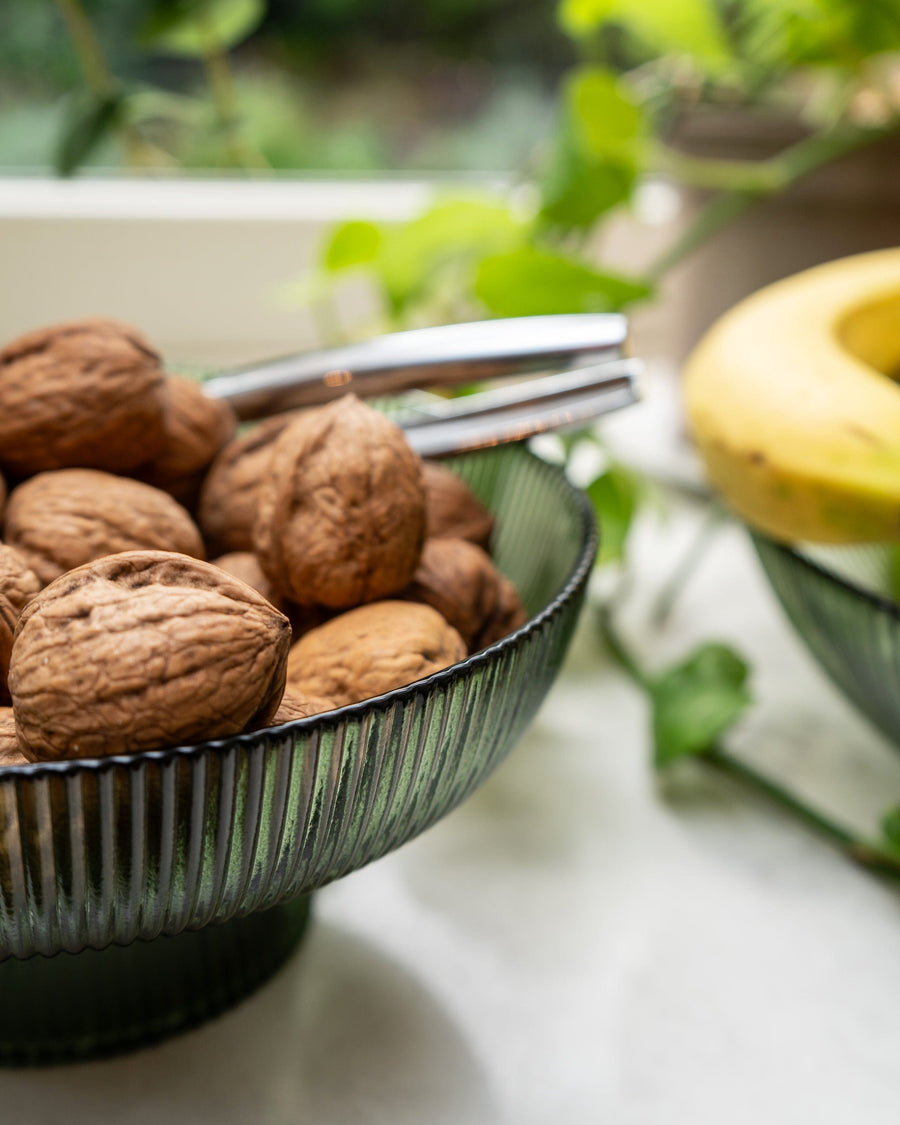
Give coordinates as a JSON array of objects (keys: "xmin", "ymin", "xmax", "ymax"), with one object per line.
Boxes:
[
  {"xmin": 539, "ymin": 131, "xmax": 635, "ymax": 230},
  {"xmin": 587, "ymin": 465, "xmax": 642, "ymax": 564},
  {"xmin": 139, "ymin": 0, "xmax": 264, "ymax": 56},
  {"xmin": 322, "ymin": 220, "xmax": 383, "ymax": 272},
  {"xmin": 375, "ymin": 197, "xmax": 522, "ymax": 316},
  {"xmin": 560, "ymin": 0, "xmax": 732, "ymax": 73},
  {"xmin": 651, "ymin": 643, "xmax": 751, "ymax": 768},
  {"xmin": 55, "ymin": 90, "xmax": 124, "ymax": 177},
  {"xmin": 565, "ymin": 66, "xmax": 646, "ymax": 169},
  {"xmin": 474, "ymin": 246, "xmax": 651, "ymax": 317}
]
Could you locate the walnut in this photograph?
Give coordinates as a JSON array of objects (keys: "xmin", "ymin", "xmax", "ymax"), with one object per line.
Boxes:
[
  {"xmin": 422, "ymin": 461, "xmax": 494, "ymax": 551},
  {"xmin": 211, "ymin": 551, "xmax": 283, "ymax": 609},
  {"xmin": 10, "ymin": 550, "xmax": 291, "ymax": 761},
  {"xmin": 0, "ymin": 317, "xmax": 166, "ymax": 477},
  {"xmin": 0, "ymin": 708, "xmax": 27, "ymax": 766},
  {"xmin": 255, "ymin": 395, "xmax": 426, "ymax": 608},
  {"xmin": 5, "ymin": 469, "xmax": 205, "ymax": 585},
  {"xmin": 198, "ymin": 414, "xmax": 295, "ymax": 555},
  {"xmin": 0, "ymin": 545, "xmax": 41, "ymax": 704},
  {"xmin": 272, "ymin": 686, "xmax": 336, "ymax": 724},
  {"xmin": 286, "ymin": 600, "xmax": 466, "ymax": 707},
  {"xmin": 401, "ymin": 537, "xmax": 504, "ymax": 651},
  {"xmin": 477, "ymin": 573, "xmax": 527, "ymax": 650},
  {"xmin": 402, "ymin": 537, "xmax": 527, "ymax": 652},
  {"xmin": 137, "ymin": 376, "xmax": 237, "ymax": 508}
]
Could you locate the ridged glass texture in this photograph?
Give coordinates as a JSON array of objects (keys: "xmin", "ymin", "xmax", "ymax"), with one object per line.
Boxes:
[
  {"xmin": 0, "ymin": 446, "xmax": 596, "ymax": 960},
  {"xmin": 754, "ymin": 534, "xmax": 900, "ymax": 745}
]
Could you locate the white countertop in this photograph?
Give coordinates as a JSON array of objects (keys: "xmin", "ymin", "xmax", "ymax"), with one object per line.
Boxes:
[{"xmin": 4, "ymin": 382, "xmax": 900, "ymax": 1122}]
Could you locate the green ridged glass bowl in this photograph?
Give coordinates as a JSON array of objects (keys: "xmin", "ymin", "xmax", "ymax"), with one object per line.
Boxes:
[
  {"xmin": 754, "ymin": 534, "xmax": 900, "ymax": 744},
  {"xmin": 0, "ymin": 444, "xmax": 596, "ymax": 1064}
]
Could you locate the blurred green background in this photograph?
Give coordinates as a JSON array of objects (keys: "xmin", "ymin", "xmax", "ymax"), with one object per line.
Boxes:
[
  {"xmin": 3, "ymin": 0, "xmax": 898, "ymax": 339},
  {"xmin": 0, "ymin": 0, "xmax": 569, "ymax": 173},
  {"xmin": 5, "ymin": 0, "xmax": 898, "ymax": 178}
]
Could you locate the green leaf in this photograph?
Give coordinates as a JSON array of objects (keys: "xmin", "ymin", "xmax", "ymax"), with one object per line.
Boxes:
[
  {"xmin": 539, "ymin": 131, "xmax": 635, "ymax": 230},
  {"xmin": 55, "ymin": 90, "xmax": 123, "ymax": 177},
  {"xmin": 322, "ymin": 220, "xmax": 383, "ymax": 272},
  {"xmin": 139, "ymin": 0, "xmax": 264, "ymax": 56},
  {"xmin": 474, "ymin": 246, "xmax": 651, "ymax": 317},
  {"xmin": 651, "ymin": 643, "xmax": 751, "ymax": 768},
  {"xmin": 559, "ymin": 0, "xmax": 616, "ymax": 36},
  {"xmin": 587, "ymin": 465, "xmax": 642, "ymax": 564},
  {"xmin": 880, "ymin": 805, "xmax": 900, "ymax": 853},
  {"xmin": 738, "ymin": 0, "xmax": 900, "ymax": 72},
  {"xmin": 375, "ymin": 197, "xmax": 522, "ymax": 315},
  {"xmin": 560, "ymin": 0, "xmax": 732, "ymax": 72},
  {"xmin": 565, "ymin": 66, "xmax": 645, "ymax": 167}
]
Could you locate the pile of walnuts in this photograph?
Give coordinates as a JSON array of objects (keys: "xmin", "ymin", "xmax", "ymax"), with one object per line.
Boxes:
[{"xmin": 0, "ymin": 318, "xmax": 526, "ymax": 766}]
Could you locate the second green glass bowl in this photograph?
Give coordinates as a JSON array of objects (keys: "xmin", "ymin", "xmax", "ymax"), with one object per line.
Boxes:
[{"xmin": 754, "ymin": 534, "xmax": 900, "ymax": 744}]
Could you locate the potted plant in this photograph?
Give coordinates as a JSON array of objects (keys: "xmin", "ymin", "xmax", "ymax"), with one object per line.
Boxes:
[{"xmin": 302, "ymin": 0, "xmax": 900, "ymax": 358}]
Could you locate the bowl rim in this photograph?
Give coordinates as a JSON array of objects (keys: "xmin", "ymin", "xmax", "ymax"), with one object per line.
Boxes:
[
  {"xmin": 754, "ymin": 531, "xmax": 900, "ymax": 620},
  {"xmin": 2, "ymin": 447, "xmax": 598, "ymax": 781}
]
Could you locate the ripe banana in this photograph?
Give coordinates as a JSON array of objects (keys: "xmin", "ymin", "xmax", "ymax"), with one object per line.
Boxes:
[{"xmin": 684, "ymin": 247, "xmax": 900, "ymax": 543}]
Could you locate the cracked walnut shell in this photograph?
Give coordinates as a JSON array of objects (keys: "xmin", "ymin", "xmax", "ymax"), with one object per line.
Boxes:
[
  {"xmin": 255, "ymin": 395, "xmax": 426, "ymax": 608},
  {"xmin": 0, "ymin": 317, "xmax": 166, "ymax": 477},
  {"xmin": 5, "ymin": 469, "xmax": 205, "ymax": 585},
  {"xmin": 286, "ymin": 600, "xmax": 466, "ymax": 708},
  {"xmin": 10, "ymin": 551, "xmax": 291, "ymax": 761}
]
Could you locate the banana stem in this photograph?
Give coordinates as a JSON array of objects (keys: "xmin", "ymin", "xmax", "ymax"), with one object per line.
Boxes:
[{"xmin": 598, "ymin": 603, "xmax": 900, "ymax": 883}]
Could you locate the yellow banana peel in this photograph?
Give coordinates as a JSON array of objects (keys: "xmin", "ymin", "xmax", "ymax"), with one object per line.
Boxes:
[{"xmin": 684, "ymin": 247, "xmax": 900, "ymax": 543}]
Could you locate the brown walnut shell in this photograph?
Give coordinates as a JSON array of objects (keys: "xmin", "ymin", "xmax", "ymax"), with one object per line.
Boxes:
[
  {"xmin": 0, "ymin": 708, "xmax": 28, "ymax": 766},
  {"xmin": 286, "ymin": 600, "xmax": 466, "ymax": 708},
  {"xmin": 198, "ymin": 414, "xmax": 296, "ymax": 555},
  {"xmin": 255, "ymin": 395, "xmax": 426, "ymax": 608},
  {"xmin": 271, "ymin": 686, "xmax": 336, "ymax": 724},
  {"xmin": 477, "ymin": 573, "xmax": 528, "ymax": 650},
  {"xmin": 10, "ymin": 551, "xmax": 291, "ymax": 761},
  {"xmin": 0, "ymin": 544, "xmax": 41, "ymax": 704},
  {"xmin": 137, "ymin": 376, "xmax": 237, "ymax": 508},
  {"xmin": 0, "ymin": 317, "xmax": 166, "ymax": 477},
  {"xmin": 211, "ymin": 553, "xmax": 333, "ymax": 639},
  {"xmin": 211, "ymin": 551, "xmax": 284, "ymax": 610},
  {"xmin": 402, "ymin": 537, "xmax": 504, "ymax": 651},
  {"xmin": 422, "ymin": 461, "xmax": 494, "ymax": 552},
  {"xmin": 5, "ymin": 469, "xmax": 205, "ymax": 585}
]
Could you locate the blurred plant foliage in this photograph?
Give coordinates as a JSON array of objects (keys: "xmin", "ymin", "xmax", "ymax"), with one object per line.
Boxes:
[
  {"xmin": 31, "ymin": 1, "xmax": 900, "ymax": 217},
  {"xmin": 308, "ymin": 0, "xmax": 900, "ymax": 330}
]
